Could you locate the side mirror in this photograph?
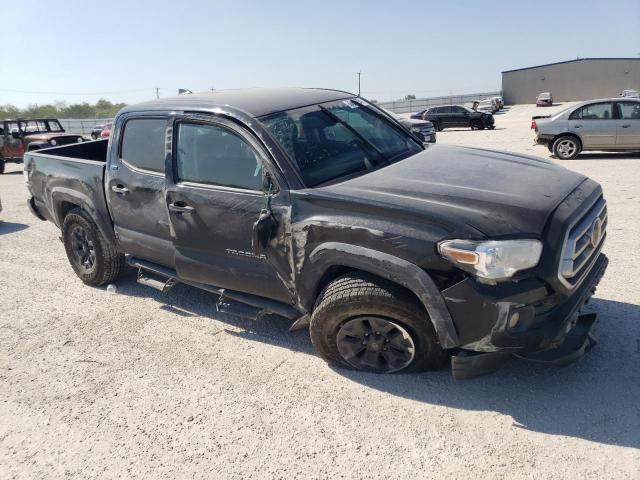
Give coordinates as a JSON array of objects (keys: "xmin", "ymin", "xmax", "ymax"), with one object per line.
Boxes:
[{"xmin": 252, "ymin": 209, "xmax": 275, "ymax": 256}]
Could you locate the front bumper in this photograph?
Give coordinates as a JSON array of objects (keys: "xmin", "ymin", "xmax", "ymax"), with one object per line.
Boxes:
[{"xmin": 444, "ymin": 253, "xmax": 608, "ymax": 378}]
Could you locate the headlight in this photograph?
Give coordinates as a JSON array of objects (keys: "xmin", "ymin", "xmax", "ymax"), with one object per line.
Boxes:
[
  {"xmin": 438, "ymin": 239, "xmax": 542, "ymax": 282},
  {"xmin": 49, "ymin": 139, "xmax": 57, "ymax": 146}
]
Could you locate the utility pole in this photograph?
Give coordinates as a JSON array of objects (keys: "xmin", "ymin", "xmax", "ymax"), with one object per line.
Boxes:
[
  {"xmin": 357, "ymin": 71, "xmax": 361, "ymax": 96},
  {"xmin": 155, "ymin": 87, "xmax": 160, "ymax": 99}
]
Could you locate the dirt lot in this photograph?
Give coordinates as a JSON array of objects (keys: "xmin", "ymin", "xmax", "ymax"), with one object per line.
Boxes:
[{"xmin": 1, "ymin": 104, "xmax": 639, "ymax": 479}]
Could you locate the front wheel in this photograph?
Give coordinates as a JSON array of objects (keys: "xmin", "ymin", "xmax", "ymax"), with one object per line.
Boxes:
[
  {"xmin": 62, "ymin": 208, "xmax": 125, "ymax": 286},
  {"xmin": 310, "ymin": 273, "xmax": 447, "ymax": 373},
  {"xmin": 432, "ymin": 121, "xmax": 442, "ymax": 132},
  {"xmin": 470, "ymin": 119, "xmax": 484, "ymax": 130},
  {"xmin": 552, "ymin": 135, "xmax": 581, "ymax": 160}
]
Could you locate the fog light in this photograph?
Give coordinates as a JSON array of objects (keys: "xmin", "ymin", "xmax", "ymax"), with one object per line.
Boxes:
[{"xmin": 508, "ymin": 311, "xmax": 520, "ymax": 329}]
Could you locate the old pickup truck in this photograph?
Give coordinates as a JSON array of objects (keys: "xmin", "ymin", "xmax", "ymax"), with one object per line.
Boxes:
[{"xmin": 24, "ymin": 88, "xmax": 608, "ymax": 379}]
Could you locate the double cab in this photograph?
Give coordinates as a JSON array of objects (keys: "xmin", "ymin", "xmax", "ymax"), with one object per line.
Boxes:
[{"xmin": 25, "ymin": 88, "xmax": 608, "ymax": 379}]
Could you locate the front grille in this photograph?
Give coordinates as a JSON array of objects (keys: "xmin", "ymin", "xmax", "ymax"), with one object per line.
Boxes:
[{"xmin": 558, "ymin": 195, "xmax": 607, "ymax": 289}]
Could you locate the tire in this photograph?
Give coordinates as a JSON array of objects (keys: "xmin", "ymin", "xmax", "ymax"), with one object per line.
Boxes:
[
  {"xmin": 432, "ymin": 121, "xmax": 442, "ymax": 132},
  {"xmin": 470, "ymin": 119, "xmax": 484, "ymax": 130},
  {"xmin": 62, "ymin": 208, "xmax": 125, "ymax": 286},
  {"xmin": 0, "ymin": 158, "xmax": 5, "ymax": 174},
  {"xmin": 552, "ymin": 135, "xmax": 581, "ymax": 160},
  {"xmin": 310, "ymin": 272, "xmax": 447, "ymax": 373}
]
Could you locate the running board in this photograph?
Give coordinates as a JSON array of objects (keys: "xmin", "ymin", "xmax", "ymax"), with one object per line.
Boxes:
[
  {"xmin": 126, "ymin": 256, "xmax": 304, "ymax": 321},
  {"xmin": 137, "ymin": 268, "xmax": 177, "ymax": 294}
]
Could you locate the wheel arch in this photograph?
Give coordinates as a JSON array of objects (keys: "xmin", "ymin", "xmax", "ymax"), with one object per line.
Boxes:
[
  {"xmin": 302, "ymin": 242, "xmax": 459, "ymax": 349},
  {"xmin": 552, "ymin": 132, "xmax": 582, "ymax": 148},
  {"xmin": 51, "ymin": 189, "xmax": 119, "ymax": 248}
]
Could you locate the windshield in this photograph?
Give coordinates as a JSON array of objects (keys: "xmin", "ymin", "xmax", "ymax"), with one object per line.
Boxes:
[{"xmin": 260, "ymin": 99, "xmax": 423, "ymax": 186}]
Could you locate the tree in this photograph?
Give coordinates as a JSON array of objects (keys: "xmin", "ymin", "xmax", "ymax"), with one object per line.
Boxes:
[
  {"xmin": 404, "ymin": 94, "xmax": 416, "ymax": 100},
  {"xmin": 0, "ymin": 99, "xmax": 128, "ymax": 120}
]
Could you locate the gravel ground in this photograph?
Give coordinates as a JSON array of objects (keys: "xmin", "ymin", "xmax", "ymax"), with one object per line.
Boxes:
[{"xmin": 1, "ymin": 103, "xmax": 639, "ymax": 479}]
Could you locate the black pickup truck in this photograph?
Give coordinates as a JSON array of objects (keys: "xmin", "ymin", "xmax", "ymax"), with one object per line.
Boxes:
[{"xmin": 24, "ymin": 88, "xmax": 608, "ymax": 379}]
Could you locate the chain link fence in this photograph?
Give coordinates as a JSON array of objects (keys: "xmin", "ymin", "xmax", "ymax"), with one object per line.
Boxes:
[{"xmin": 376, "ymin": 91, "xmax": 502, "ymax": 114}]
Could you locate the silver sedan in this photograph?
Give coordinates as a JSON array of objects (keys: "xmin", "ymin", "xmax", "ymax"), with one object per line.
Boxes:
[{"xmin": 533, "ymin": 98, "xmax": 640, "ymax": 159}]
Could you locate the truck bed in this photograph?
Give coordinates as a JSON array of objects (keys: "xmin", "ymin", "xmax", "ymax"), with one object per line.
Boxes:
[{"xmin": 24, "ymin": 140, "xmax": 113, "ymax": 235}]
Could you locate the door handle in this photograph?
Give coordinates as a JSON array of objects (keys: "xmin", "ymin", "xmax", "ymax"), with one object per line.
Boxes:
[
  {"xmin": 111, "ymin": 184, "xmax": 129, "ymax": 195},
  {"xmin": 620, "ymin": 124, "xmax": 630, "ymax": 128},
  {"xmin": 169, "ymin": 202, "xmax": 195, "ymax": 214}
]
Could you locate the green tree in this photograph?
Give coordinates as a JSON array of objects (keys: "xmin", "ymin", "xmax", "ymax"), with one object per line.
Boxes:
[
  {"xmin": 0, "ymin": 104, "xmax": 21, "ymax": 118},
  {"xmin": 404, "ymin": 94, "xmax": 416, "ymax": 100}
]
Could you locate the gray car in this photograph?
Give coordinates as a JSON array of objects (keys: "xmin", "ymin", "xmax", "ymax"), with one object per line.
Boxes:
[{"xmin": 533, "ymin": 98, "xmax": 640, "ymax": 159}]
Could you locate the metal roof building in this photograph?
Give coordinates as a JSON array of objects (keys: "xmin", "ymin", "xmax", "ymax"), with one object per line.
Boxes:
[{"xmin": 501, "ymin": 58, "xmax": 640, "ymax": 105}]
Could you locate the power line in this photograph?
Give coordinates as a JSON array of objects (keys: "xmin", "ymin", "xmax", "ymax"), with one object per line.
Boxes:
[{"xmin": 0, "ymin": 87, "xmax": 154, "ymax": 95}]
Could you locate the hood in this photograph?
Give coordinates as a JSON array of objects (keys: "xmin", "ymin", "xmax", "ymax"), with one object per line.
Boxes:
[
  {"xmin": 319, "ymin": 145, "xmax": 586, "ymax": 237},
  {"xmin": 398, "ymin": 117, "xmax": 433, "ymax": 127}
]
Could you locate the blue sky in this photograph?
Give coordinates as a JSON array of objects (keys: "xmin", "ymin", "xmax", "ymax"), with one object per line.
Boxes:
[{"xmin": 1, "ymin": 0, "xmax": 638, "ymax": 107}]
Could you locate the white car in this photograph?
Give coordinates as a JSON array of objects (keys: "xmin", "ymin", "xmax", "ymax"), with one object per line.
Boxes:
[{"xmin": 621, "ymin": 89, "xmax": 639, "ymax": 98}]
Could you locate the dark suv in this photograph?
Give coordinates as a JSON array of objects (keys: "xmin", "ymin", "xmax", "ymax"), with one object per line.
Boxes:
[{"xmin": 412, "ymin": 105, "xmax": 495, "ymax": 131}]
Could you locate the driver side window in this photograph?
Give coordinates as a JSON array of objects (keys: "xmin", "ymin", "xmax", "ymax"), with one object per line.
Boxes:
[{"xmin": 176, "ymin": 122, "xmax": 265, "ymax": 191}]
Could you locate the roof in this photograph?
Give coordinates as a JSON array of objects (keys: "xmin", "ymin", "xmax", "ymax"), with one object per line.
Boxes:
[
  {"xmin": 119, "ymin": 87, "xmax": 356, "ymax": 118},
  {"xmin": 502, "ymin": 57, "xmax": 640, "ymax": 74}
]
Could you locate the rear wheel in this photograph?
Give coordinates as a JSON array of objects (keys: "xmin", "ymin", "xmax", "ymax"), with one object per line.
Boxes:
[
  {"xmin": 552, "ymin": 135, "xmax": 581, "ymax": 160},
  {"xmin": 0, "ymin": 157, "xmax": 5, "ymax": 174},
  {"xmin": 310, "ymin": 272, "xmax": 447, "ymax": 373},
  {"xmin": 62, "ymin": 208, "xmax": 125, "ymax": 286}
]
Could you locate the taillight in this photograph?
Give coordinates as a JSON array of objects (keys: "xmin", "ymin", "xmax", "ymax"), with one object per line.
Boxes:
[{"xmin": 531, "ymin": 119, "xmax": 537, "ymax": 130}]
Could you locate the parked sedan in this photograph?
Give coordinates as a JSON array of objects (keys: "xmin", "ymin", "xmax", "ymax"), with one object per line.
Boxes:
[
  {"xmin": 533, "ymin": 98, "xmax": 640, "ymax": 159},
  {"xmin": 90, "ymin": 125, "xmax": 105, "ymax": 140},
  {"xmin": 536, "ymin": 92, "xmax": 553, "ymax": 107},
  {"xmin": 477, "ymin": 98, "xmax": 499, "ymax": 114},
  {"xmin": 416, "ymin": 105, "xmax": 495, "ymax": 131},
  {"xmin": 621, "ymin": 89, "xmax": 639, "ymax": 98}
]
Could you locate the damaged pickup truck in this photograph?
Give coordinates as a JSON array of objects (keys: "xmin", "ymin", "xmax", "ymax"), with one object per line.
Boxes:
[{"xmin": 24, "ymin": 88, "xmax": 608, "ymax": 379}]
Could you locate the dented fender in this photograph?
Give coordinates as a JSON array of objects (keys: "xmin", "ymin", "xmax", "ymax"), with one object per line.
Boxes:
[{"xmin": 301, "ymin": 242, "xmax": 459, "ymax": 348}]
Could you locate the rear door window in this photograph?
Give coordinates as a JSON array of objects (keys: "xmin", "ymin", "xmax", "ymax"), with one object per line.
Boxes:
[
  {"xmin": 176, "ymin": 122, "xmax": 264, "ymax": 191},
  {"xmin": 617, "ymin": 102, "xmax": 640, "ymax": 119},
  {"xmin": 120, "ymin": 118, "xmax": 166, "ymax": 173},
  {"xmin": 570, "ymin": 102, "xmax": 613, "ymax": 120}
]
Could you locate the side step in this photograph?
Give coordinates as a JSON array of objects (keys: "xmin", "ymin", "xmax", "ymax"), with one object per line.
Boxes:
[
  {"xmin": 126, "ymin": 256, "xmax": 304, "ymax": 321},
  {"xmin": 137, "ymin": 268, "xmax": 177, "ymax": 294}
]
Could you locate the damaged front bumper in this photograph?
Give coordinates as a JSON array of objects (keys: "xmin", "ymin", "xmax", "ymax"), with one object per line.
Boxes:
[{"xmin": 443, "ymin": 253, "xmax": 608, "ymax": 380}]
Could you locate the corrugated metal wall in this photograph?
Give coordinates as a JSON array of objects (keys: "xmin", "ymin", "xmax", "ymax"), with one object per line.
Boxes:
[{"xmin": 502, "ymin": 59, "xmax": 640, "ymax": 105}]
